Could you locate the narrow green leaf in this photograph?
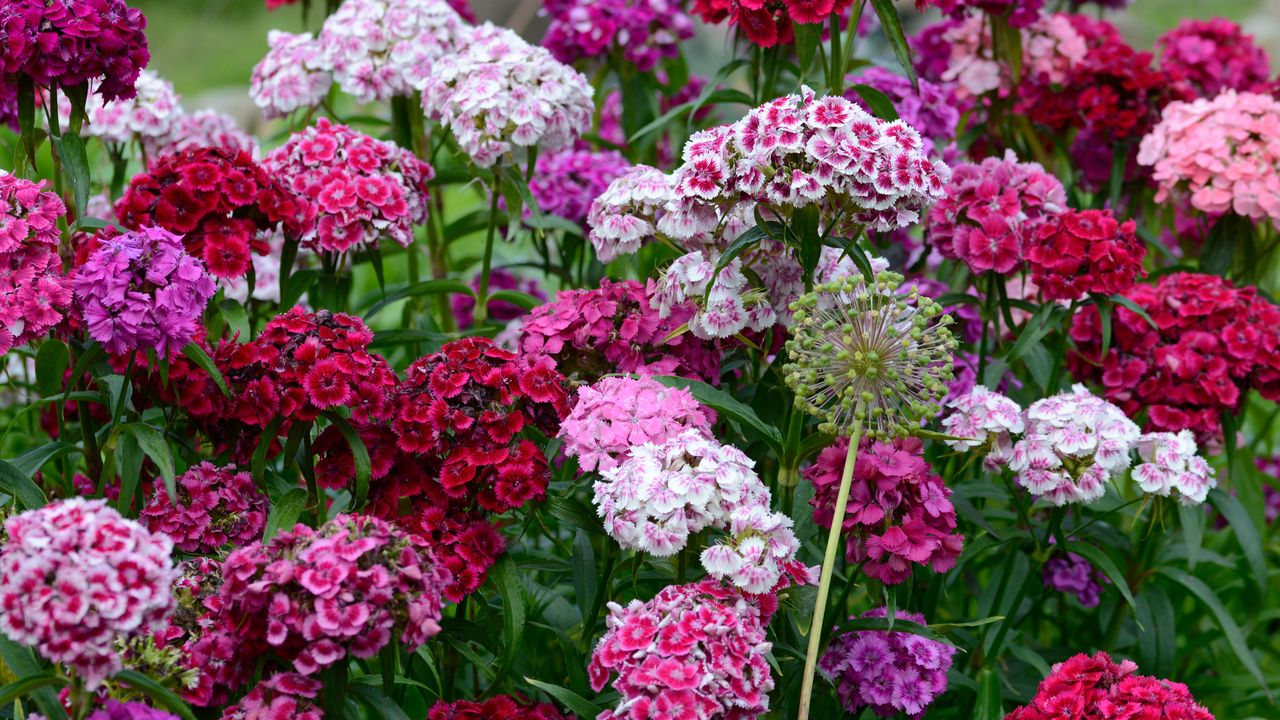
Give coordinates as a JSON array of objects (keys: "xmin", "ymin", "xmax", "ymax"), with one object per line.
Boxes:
[
  {"xmin": 829, "ymin": 617, "xmax": 957, "ymax": 648},
  {"xmin": 525, "ymin": 677, "xmax": 606, "ymax": 718},
  {"xmin": 0, "ymin": 637, "xmax": 64, "ymax": 720},
  {"xmin": 1201, "ymin": 214, "xmax": 1250, "ymax": 276},
  {"xmin": 1177, "ymin": 502, "xmax": 1204, "ymax": 571},
  {"xmin": 1158, "ymin": 567, "xmax": 1271, "ymax": 697},
  {"xmin": 1206, "ymin": 489, "xmax": 1267, "ymax": 595},
  {"xmin": 652, "ymin": 375, "xmax": 783, "ymax": 451},
  {"xmin": 114, "ymin": 670, "xmax": 198, "ymax": 720},
  {"xmin": 264, "ymin": 488, "xmax": 309, "ymax": 541},
  {"xmin": 487, "ymin": 289, "xmax": 544, "ymax": 311},
  {"xmin": 34, "ymin": 340, "xmax": 69, "ymax": 397},
  {"xmin": 794, "ymin": 22, "xmax": 822, "ymax": 79},
  {"xmin": 119, "ymin": 424, "xmax": 176, "ymax": 501},
  {"xmin": 1110, "ymin": 295, "xmax": 1157, "ymax": 330},
  {"xmin": 869, "ymin": 0, "xmax": 918, "ymax": 90},
  {"xmin": 546, "ymin": 495, "xmax": 604, "ymax": 535},
  {"xmin": 1062, "ymin": 540, "xmax": 1138, "ymax": 614},
  {"xmin": 973, "ymin": 667, "xmax": 1003, "ymax": 720},
  {"xmin": 850, "ymin": 84, "xmax": 899, "ymax": 121},
  {"xmin": 64, "ymin": 341, "xmax": 105, "ymax": 402},
  {"xmin": 0, "ymin": 673, "xmax": 65, "ymax": 707},
  {"xmin": 218, "ymin": 298, "xmax": 250, "ymax": 340},
  {"xmin": 572, "ymin": 531, "xmax": 598, "ymax": 619},
  {"xmin": 491, "ymin": 555, "xmax": 527, "ymax": 686},
  {"xmin": 321, "ymin": 411, "xmax": 371, "ymax": 508},
  {"xmin": 0, "ymin": 459, "xmax": 47, "ymax": 509},
  {"xmin": 363, "ymin": 279, "xmax": 473, "ymax": 320},
  {"xmin": 181, "ymin": 343, "xmax": 229, "ymax": 398},
  {"xmin": 251, "ymin": 416, "xmax": 286, "ymax": 484},
  {"xmin": 349, "ymin": 684, "xmax": 410, "ymax": 720},
  {"xmin": 51, "ymin": 133, "xmax": 90, "ymax": 221},
  {"xmin": 8, "ymin": 441, "xmax": 80, "ymax": 477},
  {"xmin": 117, "ymin": 432, "xmax": 143, "ymax": 513}
]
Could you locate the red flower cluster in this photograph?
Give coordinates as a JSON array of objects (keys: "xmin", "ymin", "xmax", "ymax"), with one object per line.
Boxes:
[
  {"xmin": 1006, "ymin": 652, "xmax": 1214, "ymax": 720},
  {"xmin": 804, "ymin": 437, "xmax": 963, "ymax": 585},
  {"xmin": 428, "ymin": 696, "xmax": 569, "ymax": 720},
  {"xmin": 519, "ymin": 279, "xmax": 719, "ymax": 382},
  {"xmin": 115, "ymin": 147, "xmax": 302, "ymax": 279},
  {"xmin": 691, "ymin": 0, "xmax": 855, "ymax": 48},
  {"xmin": 1070, "ymin": 273, "xmax": 1280, "ymax": 441},
  {"xmin": 1026, "ymin": 209, "xmax": 1146, "ymax": 301},
  {"xmin": 393, "ymin": 337, "xmax": 568, "ymax": 514}
]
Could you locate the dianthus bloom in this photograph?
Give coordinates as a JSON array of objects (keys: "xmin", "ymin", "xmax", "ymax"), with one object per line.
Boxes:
[
  {"xmin": 190, "ymin": 515, "xmax": 449, "ymax": 691},
  {"xmin": 845, "ymin": 66, "xmax": 967, "ymax": 158},
  {"xmin": 428, "ymin": 696, "xmax": 569, "ymax": 720},
  {"xmin": 586, "ymin": 165, "xmax": 674, "ymax": 262},
  {"xmin": 1043, "ymin": 551, "xmax": 1104, "ymax": 607},
  {"xmin": 0, "ymin": 499, "xmax": 175, "ymax": 689},
  {"xmin": 422, "ymin": 23, "xmax": 594, "ymax": 168},
  {"xmin": 691, "ymin": 0, "xmax": 856, "ymax": 48},
  {"xmin": 559, "ymin": 375, "xmax": 713, "ymax": 473},
  {"xmin": 806, "ymin": 438, "xmax": 963, "ymax": 584},
  {"xmin": 519, "ymin": 279, "xmax": 720, "ymax": 382},
  {"xmin": 940, "ymin": 385, "xmax": 1024, "ymax": 468},
  {"xmin": 819, "ymin": 608, "xmax": 956, "ymax": 717},
  {"xmin": 1132, "ymin": 430, "xmax": 1216, "ymax": 505},
  {"xmin": 530, "ymin": 147, "xmax": 631, "ymax": 228},
  {"xmin": 542, "ymin": 0, "xmax": 694, "ymax": 72},
  {"xmin": 264, "ymin": 117, "xmax": 434, "ymax": 253},
  {"xmin": 1006, "ymin": 652, "xmax": 1214, "ymax": 720},
  {"xmin": 916, "ymin": 0, "xmax": 1043, "ymax": 28},
  {"xmin": 0, "ymin": 0, "xmax": 149, "ymax": 103},
  {"xmin": 589, "ymin": 579, "xmax": 775, "ymax": 720},
  {"xmin": 1157, "ymin": 18, "xmax": 1272, "ymax": 98},
  {"xmin": 115, "ymin": 147, "xmax": 301, "ymax": 279},
  {"xmin": 79, "ymin": 69, "xmax": 181, "ymax": 146},
  {"xmin": 139, "ymin": 462, "xmax": 269, "ymax": 553},
  {"xmin": 0, "ymin": 174, "xmax": 71, "ymax": 356},
  {"xmin": 653, "ymin": 249, "xmax": 779, "ymax": 340},
  {"xmin": 451, "ymin": 269, "xmax": 546, "ymax": 329},
  {"xmin": 220, "ymin": 673, "xmax": 322, "ymax": 720},
  {"xmin": 393, "ymin": 337, "xmax": 569, "ymax": 513},
  {"xmin": 1137, "ymin": 91, "xmax": 1280, "ymax": 224},
  {"xmin": 82, "ymin": 701, "xmax": 178, "ymax": 720},
  {"xmin": 1008, "ymin": 385, "xmax": 1141, "ymax": 506},
  {"xmin": 1025, "ymin": 209, "xmax": 1145, "ymax": 301},
  {"xmin": 318, "ymin": 0, "xmax": 467, "ymax": 103},
  {"xmin": 926, "ymin": 151, "xmax": 1066, "ymax": 275},
  {"xmin": 1069, "ymin": 273, "xmax": 1280, "ymax": 440},
  {"xmin": 146, "ymin": 110, "xmax": 258, "ymax": 160},
  {"xmin": 73, "ymin": 227, "xmax": 217, "ymax": 357},
  {"xmin": 249, "ymin": 31, "xmax": 332, "ymax": 119}
]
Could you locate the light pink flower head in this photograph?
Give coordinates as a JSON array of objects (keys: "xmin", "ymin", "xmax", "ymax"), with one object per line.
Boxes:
[
  {"xmin": 1133, "ymin": 430, "xmax": 1216, "ymax": 505},
  {"xmin": 941, "ymin": 385, "xmax": 1024, "ymax": 468},
  {"xmin": 250, "ymin": 31, "xmax": 333, "ymax": 119}
]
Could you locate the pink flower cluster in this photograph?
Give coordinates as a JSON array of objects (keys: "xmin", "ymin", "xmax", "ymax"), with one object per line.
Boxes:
[
  {"xmin": 587, "ymin": 165, "xmax": 674, "ymax": 262},
  {"xmin": 188, "ymin": 515, "xmax": 449, "ymax": 692},
  {"xmin": 1026, "ymin": 209, "xmax": 1146, "ymax": 301},
  {"xmin": 139, "ymin": 462, "xmax": 268, "ymax": 554},
  {"xmin": 559, "ymin": 375, "xmax": 713, "ymax": 472},
  {"xmin": 654, "ymin": 249, "xmax": 779, "ymax": 340},
  {"xmin": 916, "ymin": 0, "xmax": 1044, "ymax": 28},
  {"xmin": 0, "ymin": 0, "xmax": 149, "ymax": 103},
  {"xmin": 805, "ymin": 438, "xmax": 963, "ymax": 585},
  {"xmin": 1132, "ymin": 431, "xmax": 1216, "ymax": 505},
  {"xmin": 0, "ymin": 174, "xmax": 71, "ymax": 356},
  {"xmin": 421, "ymin": 23, "xmax": 594, "ymax": 168},
  {"xmin": 428, "ymin": 696, "xmax": 570, "ymax": 720},
  {"xmin": 1009, "ymin": 385, "xmax": 1141, "ymax": 506},
  {"xmin": 530, "ymin": 148, "xmax": 631, "ymax": 228},
  {"xmin": 542, "ymin": 0, "xmax": 695, "ymax": 73},
  {"xmin": 845, "ymin": 66, "xmax": 968, "ymax": 159},
  {"xmin": 819, "ymin": 608, "xmax": 956, "ymax": 717},
  {"xmin": 249, "ymin": 31, "xmax": 332, "ymax": 119},
  {"xmin": 79, "ymin": 70, "xmax": 181, "ymax": 146},
  {"xmin": 265, "ymin": 118, "xmax": 434, "ymax": 253},
  {"xmin": 1138, "ymin": 91, "xmax": 1280, "ymax": 224},
  {"xmin": 73, "ymin": 227, "xmax": 217, "ymax": 357},
  {"xmin": 220, "ymin": 673, "xmax": 322, "ymax": 720},
  {"xmin": 589, "ymin": 579, "xmax": 775, "ymax": 720},
  {"xmin": 0, "ymin": 499, "xmax": 175, "ymax": 689},
  {"xmin": 519, "ymin": 279, "xmax": 720, "ymax": 382},
  {"xmin": 1006, "ymin": 652, "xmax": 1214, "ymax": 720},
  {"xmin": 926, "ymin": 151, "xmax": 1067, "ymax": 275},
  {"xmin": 1158, "ymin": 18, "xmax": 1273, "ymax": 98},
  {"xmin": 665, "ymin": 87, "xmax": 949, "ymax": 239},
  {"xmin": 147, "ymin": 110, "xmax": 257, "ymax": 160},
  {"xmin": 318, "ymin": 0, "xmax": 468, "ymax": 103},
  {"xmin": 940, "ymin": 385, "xmax": 1024, "ymax": 469}
]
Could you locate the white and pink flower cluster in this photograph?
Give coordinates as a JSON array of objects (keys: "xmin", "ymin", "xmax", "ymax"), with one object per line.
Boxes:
[
  {"xmin": 1133, "ymin": 430, "xmax": 1216, "ymax": 504},
  {"xmin": 250, "ymin": 30, "xmax": 332, "ymax": 119},
  {"xmin": 589, "ymin": 579, "xmax": 775, "ymax": 720},
  {"xmin": 0, "ymin": 499, "xmax": 176, "ymax": 689},
  {"xmin": 148, "ymin": 110, "xmax": 257, "ymax": 159},
  {"xmin": 421, "ymin": 23, "xmax": 594, "ymax": 167},
  {"xmin": 941, "ymin": 384, "xmax": 1025, "ymax": 468},
  {"xmin": 586, "ymin": 165, "xmax": 672, "ymax": 262}
]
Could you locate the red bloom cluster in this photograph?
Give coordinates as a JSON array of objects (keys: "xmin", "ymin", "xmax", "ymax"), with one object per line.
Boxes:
[
  {"xmin": 691, "ymin": 0, "xmax": 856, "ymax": 48},
  {"xmin": 0, "ymin": 0, "xmax": 149, "ymax": 103},
  {"xmin": 115, "ymin": 147, "xmax": 302, "ymax": 279},
  {"xmin": 1070, "ymin": 273, "xmax": 1280, "ymax": 441},
  {"xmin": 428, "ymin": 696, "xmax": 570, "ymax": 720},
  {"xmin": 139, "ymin": 462, "xmax": 268, "ymax": 554},
  {"xmin": 263, "ymin": 117, "xmax": 433, "ymax": 254},
  {"xmin": 804, "ymin": 437, "xmax": 963, "ymax": 585},
  {"xmin": 519, "ymin": 279, "xmax": 719, "ymax": 382},
  {"xmin": 1006, "ymin": 652, "xmax": 1214, "ymax": 720},
  {"xmin": 393, "ymin": 337, "xmax": 569, "ymax": 514},
  {"xmin": 1026, "ymin": 209, "xmax": 1146, "ymax": 301}
]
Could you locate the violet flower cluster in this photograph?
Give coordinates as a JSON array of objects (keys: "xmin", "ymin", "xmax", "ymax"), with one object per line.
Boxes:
[
  {"xmin": 0, "ymin": 174, "xmax": 71, "ymax": 357},
  {"xmin": 73, "ymin": 226, "xmax": 217, "ymax": 357},
  {"xmin": 542, "ymin": 0, "xmax": 695, "ymax": 73},
  {"xmin": 819, "ymin": 608, "xmax": 956, "ymax": 717},
  {"xmin": 1043, "ymin": 551, "xmax": 1104, "ymax": 607}
]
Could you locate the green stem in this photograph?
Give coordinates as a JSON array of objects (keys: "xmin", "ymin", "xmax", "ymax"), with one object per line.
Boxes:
[
  {"xmin": 798, "ymin": 400, "xmax": 865, "ymax": 720},
  {"xmin": 325, "ymin": 663, "xmax": 348, "ymax": 719},
  {"xmin": 827, "ymin": 13, "xmax": 843, "ymax": 94},
  {"xmin": 474, "ymin": 172, "xmax": 502, "ymax": 325}
]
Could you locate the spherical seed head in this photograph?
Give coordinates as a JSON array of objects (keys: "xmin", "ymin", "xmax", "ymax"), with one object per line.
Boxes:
[{"xmin": 782, "ymin": 271, "xmax": 957, "ymax": 438}]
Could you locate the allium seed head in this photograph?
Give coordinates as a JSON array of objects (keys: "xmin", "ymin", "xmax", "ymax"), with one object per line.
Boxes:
[{"xmin": 783, "ymin": 272, "xmax": 956, "ymax": 438}]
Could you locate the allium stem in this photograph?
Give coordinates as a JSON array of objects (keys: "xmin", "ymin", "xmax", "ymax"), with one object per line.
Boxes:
[
  {"xmin": 474, "ymin": 173, "xmax": 501, "ymax": 324},
  {"xmin": 798, "ymin": 399, "xmax": 865, "ymax": 720}
]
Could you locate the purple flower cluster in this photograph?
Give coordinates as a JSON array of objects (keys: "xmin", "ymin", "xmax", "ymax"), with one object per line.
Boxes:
[
  {"xmin": 1043, "ymin": 551, "xmax": 1104, "ymax": 607},
  {"xmin": 530, "ymin": 147, "xmax": 631, "ymax": 228},
  {"xmin": 73, "ymin": 227, "xmax": 216, "ymax": 357},
  {"xmin": 542, "ymin": 0, "xmax": 695, "ymax": 73},
  {"xmin": 87, "ymin": 702, "xmax": 179, "ymax": 720},
  {"xmin": 0, "ymin": 0, "xmax": 149, "ymax": 103},
  {"xmin": 819, "ymin": 608, "xmax": 956, "ymax": 717}
]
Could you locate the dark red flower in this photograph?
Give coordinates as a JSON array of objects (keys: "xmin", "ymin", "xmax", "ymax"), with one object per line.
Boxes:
[{"xmin": 1026, "ymin": 209, "xmax": 1146, "ymax": 301}]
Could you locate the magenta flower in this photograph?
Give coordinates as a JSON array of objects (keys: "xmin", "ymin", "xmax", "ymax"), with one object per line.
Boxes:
[
  {"xmin": 542, "ymin": 0, "xmax": 695, "ymax": 73},
  {"xmin": 0, "ymin": 174, "xmax": 71, "ymax": 356},
  {"xmin": 139, "ymin": 462, "xmax": 268, "ymax": 554}
]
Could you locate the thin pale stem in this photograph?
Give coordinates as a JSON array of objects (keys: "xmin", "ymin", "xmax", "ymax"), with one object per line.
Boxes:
[
  {"xmin": 474, "ymin": 172, "xmax": 502, "ymax": 324},
  {"xmin": 798, "ymin": 399, "xmax": 866, "ymax": 720}
]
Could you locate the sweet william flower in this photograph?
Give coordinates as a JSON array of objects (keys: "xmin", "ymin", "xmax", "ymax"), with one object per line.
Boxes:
[
  {"xmin": 819, "ymin": 608, "xmax": 955, "ymax": 717},
  {"xmin": 0, "ymin": 173, "xmax": 71, "ymax": 356},
  {"xmin": 1132, "ymin": 430, "xmax": 1216, "ymax": 505},
  {"xmin": 249, "ymin": 31, "xmax": 332, "ymax": 119},
  {"xmin": 543, "ymin": 0, "xmax": 695, "ymax": 73},
  {"xmin": 1025, "ymin": 209, "xmax": 1145, "ymax": 301},
  {"xmin": 428, "ymin": 696, "xmax": 570, "ymax": 720},
  {"xmin": 940, "ymin": 385, "xmax": 1024, "ymax": 468},
  {"xmin": 1157, "ymin": 18, "xmax": 1272, "ymax": 98},
  {"xmin": 1006, "ymin": 652, "xmax": 1214, "ymax": 720},
  {"xmin": 139, "ymin": 462, "xmax": 269, "ymax": 553}
]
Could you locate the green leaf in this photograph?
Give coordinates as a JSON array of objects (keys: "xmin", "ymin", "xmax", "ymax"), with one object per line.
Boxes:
[
  {"xmin": 1158, "ymin": 567, "xmax": 1271, "ymax": 697},
  {"xmin": 1206, "ymin": 489, "xmax": 1268, "ymax": 596},
  {"xmin": 525, "ymin": 677, "xmax": 606, "ymax": 718},
  {"xmin": 321, "ymin": 412, "xmax": 371, "ymax": 508},
  {"xmin": 64, "ymin": 341, "xmax": 105, "ymax": 402},
  {"xmin": 487, "ymin": 289, "xmax": 544, "ymax": 311},
  {"xmin": 119, "ymin": 424, "xmax": 176, "ymax": 501},
  {"xmin": 117, "ymin": 431, "xmax": 143, "ymax": 513},
  {"xmin": 1062, "ymin": 540, "xmax": 1138, "ymax": 615},
  {"xmin": 1005, "ymin": 304, "xmax": 1056, "ymax": 363},
  {"xmin": 50, "ymin": 132, "xmax": 90, "ymax": 222},
  {"xmin": 572, "ymin": 531, "xmax": 597, "ymax": 619},
  {"xmin": 0, "ymin": 638, "xmax": 64, "ymax": 720},
  {"xmin": 973, "ymin": 667, "xmax": 1003, "ymax": 720},
  {"xmin": 491, "ymin": 555, "xmax": 527, "ymax": 686},
  {"xmin": 219, "ymin": 298, "xmax": 250, "ymax": 340},
  {"xmin": 114, "ymin": 670, "xmax": 198, "ymax": 720},
  {"xmin": 264, "ymin": 488, "xmax": 309, "ymax": 541},
  {"xmin": 1201, "ymin": 214, "xmax": 1251, "ymax": 276},
  {"xmin": 0, "ymin": 673, "xmax": 66, "ymax": 707},
  {"xmin": 849, "ymin": 84, "xmax": 898, "ymax": 121},
  {"xmin": 830, "ymin": 616, "xmax": 957, "ymax": 648},
  {"xmin": 794, "ymin": 22, "xmax": 822, "ymax": 80},
  {"xmin": 251, "ymin": 416, "xmax": 286, "ymax": 484},
  {"xmin": 652, "ymin": 375, "xmax": 784, "ymax": 452},
  {"xmin": 181, "ymin": 343, "xmax": 229, "ymax": 398},
  {"xmin": 34, "ymin": 340, "xmax": 69, "ymax": 397},
  {"xmin": 822, "ymin": 235, "xmax": 876, "ymax": 283},
  {"xmin": 282, "ymin": 269, "xmax": 319, "ymax": 309},
  {"xmin": 546, "ymin": 495, "xmax": 604, "ymax": 535},
  {"xmin": 1021, "ymin": 341, "xmax": 1053, "ymax": 391},
  {"xmin": 869, "ymin": 0, "xmax": 917, "ymax": 90},
  {"xmin": 363, "ymin": 279, "xmax": 473, "ymax": 320},
  {"xmin": 1134, "ymin": 584, "xmax": 1176, "ymax": 678},
  {"xmin": 628, "ymin": 86, "xmax": 754, "ymax": 146},
  {"xmin": 8, "ymin": 441, "xmax": 80, "ymax": 477},
  {"xmin": 350, "ymin": 684, "xmax": 410, "ymax": 720},
  {"xmin": 1177, "ymin": 502, "xmax": 1204, "ymax": 571},
  {"xmin": 0, "ymin": 459, "xmax": 47, "ymax": 509},
  {"xmin": 1111, "ymin": 295, "xmax": 1157, "ymax": 330}
]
